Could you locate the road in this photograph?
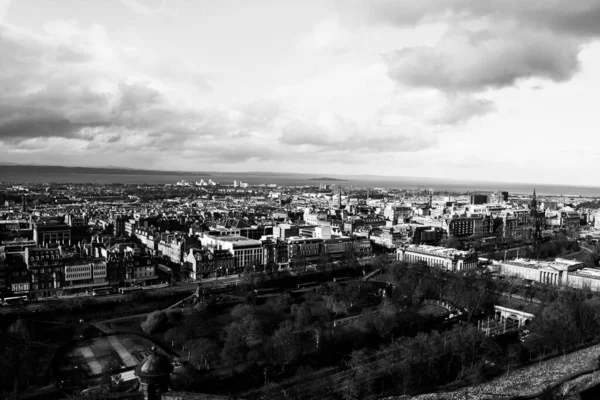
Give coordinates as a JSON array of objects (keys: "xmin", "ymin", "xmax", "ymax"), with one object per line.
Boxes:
[
  {"xmin": 0, "ymin": 275, "xmax": 244, "ymax": 315},
  {"xmin": 0, "ymin": 258, "xmax": 380, "ymax": 316}
]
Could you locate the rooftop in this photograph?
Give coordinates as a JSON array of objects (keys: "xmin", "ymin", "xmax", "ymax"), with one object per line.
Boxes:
[
  {"xmin": 499, "ymin": 257, "xmax": 583, "ymax": 271},
  {"xmin": 214, "ymin": 235, "xmax": 262, "ymax": 246},
  {"xmin": 403, "ymin": 244, "xmax": 474, "ymax": 259},
  {"xmin": 572, "ymin": 268, "xmax": 600, "ymax": 280}
]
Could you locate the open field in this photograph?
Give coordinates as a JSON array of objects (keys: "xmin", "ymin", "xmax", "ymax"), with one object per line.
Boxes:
[{"xmin": 56, "ymin": 333, "xmax": 163, "ymax": 381}]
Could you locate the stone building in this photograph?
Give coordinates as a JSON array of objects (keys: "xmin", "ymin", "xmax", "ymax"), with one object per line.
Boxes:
[{"xmin": 397, "ymin": 244, "xmax": 478, "ymax": 272}]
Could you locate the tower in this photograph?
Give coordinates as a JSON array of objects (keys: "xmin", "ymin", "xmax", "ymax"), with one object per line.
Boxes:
[
  {"xmin": 530, "ymin": 189, "xmax": 542, "ymax": 242},
  {"xmin": 530, "ymin": 189, "xmax": 537, "ymax": 214},
  {"xmin": 135, "ymin": 347, "xmax": 174, "ymax": 400},
  {"xmin": 338, "ymin": 187, "xmax": 342, "ymax": 209}
]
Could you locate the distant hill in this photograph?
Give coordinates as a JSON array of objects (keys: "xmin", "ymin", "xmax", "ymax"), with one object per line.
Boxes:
[
  {"xmin": 308, "ymin": 177, "xmax": 348, "ymax": 181},
  {"xmin": 0, "ymin": 165, "xmax": 212, "ymax": 176}
]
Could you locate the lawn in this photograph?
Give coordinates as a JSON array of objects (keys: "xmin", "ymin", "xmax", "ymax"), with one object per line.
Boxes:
[{"xmin": 56, "ymin": 333, "xmax": 163, "ymax": 382}]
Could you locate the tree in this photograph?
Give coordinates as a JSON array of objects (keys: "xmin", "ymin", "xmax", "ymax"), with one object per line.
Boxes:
[
  {"xmin": 317, "ymin": 249, "xmax": 331, "ymax": 272},
  {"xmin": 345, "ymin": 349, "xmax": 373, "ymax": 398},
  {"xmin": 221, "ymin": 321, "xmax": 247, "ymax": 376},
  {"xmin": 243, "ymin": 264, "xmax": 255, "ymax": 290},
  {"xmin": 324, "ymin": 295, "xmax": 349, "ymax": 316},
  {"xmin": 534, "ymin": 301, "xmax": 579, "ymax": 354},
  {"xmin": 443, "ymin": 237, "xmax": 463, "ymax": 250},
  {"xmin": 141, "ymin": 310, "xmax": 168, "ymax": 334},
  {"xmin": 505, "ymin": 344, "xmax": 523, "ymax": 375},
  {"xmin": 340, "ymin": 375, "xmax": 360, "ymax": 400},
  {"xmin": 185, "ymin": 338, "xmax": 219, "ymax": 370},
  {"xmin": 373, "ymin": 254, "xmax": 391, "ymax": 270},
  {"xmin": 1, "ymin": 319, "xmax": 36, "ymax": 399},
  {"xmin": 268, "ymin": 320, "xmax": 301, "ymax": 372},
  {"xmin": 291, "ymin": 303, "xmax": 312, "ymax": 331},
  {"xmin": 8, "ymin": 319, "xmax": 32, "ymax": 344},
  {"xmin": 165, "ymin": 326, "xmax": 190, "ymax": 350},
  {"xmin": 373, "ymin": 313, "xmax": 396, "ymax": 343}
]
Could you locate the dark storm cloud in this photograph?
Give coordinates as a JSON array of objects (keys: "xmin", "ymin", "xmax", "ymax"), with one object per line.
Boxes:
[
  {"xmin": 0, "ymin": 23, "xmax": 231, "ymax": 147},
  {"xmin": 344, "ymin": 0, "xmax": 600, "ymax": 92},
  {"xmin": 0, "ymin": 117, "xmax": 88, "ymax": 142},
  {"xmin": 384, "ymin": 26, "xmax": 581, "ymax": 91}
]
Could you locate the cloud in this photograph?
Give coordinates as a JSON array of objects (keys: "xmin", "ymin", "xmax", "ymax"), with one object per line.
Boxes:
[
  {"xmin": 356, "ymin": 0, "xmax": 600, "ymax": 37},
  {"xmin": 428, "ymin": 94, "xmax": 495, "ymax": 125},
  {"xmin": 120, "ymin": 0, "xmax": 166, "ymax": 16},
  {"xmin": 340, "ymin": 1, "xmax": 600, "ymax": 92},
  {"xmin": 384, "ymin": 24, "xmax": 580, "ymax": 91},
  {"xmin": 0, "ymin": 0, "xmax": 11, "ymax": 24},
  {"xmin": 0, "ymin": 21, "xmax": 265, "ymax": 153},
  {"xmin": 279, "ymin": 114, "xmax": 436, "ymax": 153}
]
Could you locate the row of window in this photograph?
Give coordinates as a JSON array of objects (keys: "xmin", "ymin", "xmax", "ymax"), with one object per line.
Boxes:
[
  {"xmin": 30, "ymin": 254, "xmax": 60, "ymax": 261},
  {"xmin": 66, "ymin": 273, "xmax": 91, "ymax": 279}
]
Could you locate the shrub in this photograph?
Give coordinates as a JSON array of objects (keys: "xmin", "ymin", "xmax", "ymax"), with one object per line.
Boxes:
[{"xmin": 141, "ymin": 310, "xmax": 168, "ymax": 334}]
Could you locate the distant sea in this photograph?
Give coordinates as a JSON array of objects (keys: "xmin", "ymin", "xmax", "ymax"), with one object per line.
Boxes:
[{"xmin": 1, "ymin": 166, "xmax": 599, "ymax": 197}]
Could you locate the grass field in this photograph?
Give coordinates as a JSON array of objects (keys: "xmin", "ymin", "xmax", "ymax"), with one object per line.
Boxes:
[{"xmin": 57, "ymin": 333, "xmax": 162, "ymax": 380}]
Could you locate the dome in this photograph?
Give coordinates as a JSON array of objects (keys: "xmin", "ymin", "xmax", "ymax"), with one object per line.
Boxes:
[{"xmin": 135, "ymin": 347, "xmax": 174, "ymax": 379}]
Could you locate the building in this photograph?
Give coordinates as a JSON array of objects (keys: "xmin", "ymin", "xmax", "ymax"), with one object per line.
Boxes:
[
  {"xmin": 383, "ymin": 206, "xmax": 413, "ymax": 224},
  {"xmin": 397, "ymin": 244, "xmax": 478, "ymax": 272},
  {"xmin": 106, "ymin": 251, "xmax": 133, "ymax": 285},
  {"xmin": 287, "ymin": 237, "xmax": 323, "ymax": 266},
  {"xmin": 443, "ymin": 216, "xmax": 476, "ymax": 238},
  {"xmin": 370, "ymin": 228, "xmax": 403, "ymax": 249},
  {"xmin": 344, "ymin": 216, "xmax": 387, "ymax": 233},
  {"xmin": 272, "ymin": 224, "xmax": 300, "ymax": 239},
  {"xmin": 0, "ymin": 258, "xmax": 6, "ymax": 293},
  {"xmin": 33, "ymin": 221, "xmax": 71, "ymax": 246},
  {"xmin": 25, "ymin": 247, "xmax": 64, "ymax": 297},
  {"xmin": 495, "ymin": 258, "xmax": 584, "ymax": 287},
  {"xmin": 158, "ymin": 233, "xmax": 186, "ymax": 264},
  {"xmin": 560, "ymin": 209, "xmax": 581, "ymax": 230},
  {"xmin": 65, "ymin": 214, "xmax": 88, "ymax": 227},
  {"xmin": 125, "ymin": 219, "xmax": 136, "ymax": 237},
  {"xmin": 126, "ymin": 256, "xmax": 158, "ymax": 286},
  {"xmin": 323, "ymin": 236, "xmax": 353, "ymax": 260},
  {"xmin": 184, "ymin": 247, "xmax": 236, "ymax": 280},
  {"xmin": 63, "ymin": 257, "xmax": 108, "ymax": 290},
  {"xmin": 411, "ymin": 226, "xmax": 445, "ymax": 245},
  {"xmin": 199, "ymin": 235, "xmax": 263, "ymax": 273},
  {"xmin": 470, "ymin": 194, "xmax": 489, "ymax": 205},
  {"xmin": 135, "ymin": 347, "xmax": 174, "ymax": 400}
]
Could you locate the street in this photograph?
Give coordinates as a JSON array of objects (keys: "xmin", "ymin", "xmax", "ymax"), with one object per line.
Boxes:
[{"xmin": 0, "ymin": 274, "xmax": 260, "ymax": 315}]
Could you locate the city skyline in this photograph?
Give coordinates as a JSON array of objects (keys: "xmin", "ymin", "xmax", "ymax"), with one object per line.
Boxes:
[{"xmin": 2, "ymin": 0, "xmax": 600, "ymax": 186}]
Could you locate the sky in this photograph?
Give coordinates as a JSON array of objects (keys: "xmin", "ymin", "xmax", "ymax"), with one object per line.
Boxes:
[{"xmin": 1, "ymin": 0, "xmax": 600, "ymax": 186}]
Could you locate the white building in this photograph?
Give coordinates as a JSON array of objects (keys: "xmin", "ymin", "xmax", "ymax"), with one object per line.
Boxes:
[
  {"xmin": 397, "ymin": 244, "xmax": 478, "ymax": 272},
  {"xmin": 199, "ymin": 235, "xmax": 263, "ymax": 271},
  {"xmin": 64, "ymin": 258, "xmax": 108, "ymax": 289},
  {"xmin": 495, "ymin": 258, "xmax": 583, "ymax": 286}
]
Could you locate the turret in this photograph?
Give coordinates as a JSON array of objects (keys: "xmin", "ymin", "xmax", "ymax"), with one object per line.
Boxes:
[{"xmin": 134, "ymin": 347, "xmax": 174, "ymax": 400}]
